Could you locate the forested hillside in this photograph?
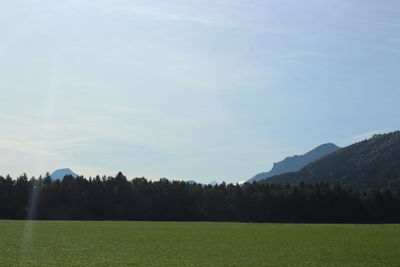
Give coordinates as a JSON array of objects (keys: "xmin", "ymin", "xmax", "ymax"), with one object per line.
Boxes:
[{"xmin": 262, "ymin": 131, "xmax": 400, "ymax": 190}]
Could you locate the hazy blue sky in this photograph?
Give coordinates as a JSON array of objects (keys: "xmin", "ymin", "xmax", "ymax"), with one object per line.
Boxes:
[{"xmin": 1, "ymin": 0, "xmax": 399, "ymax": 183}]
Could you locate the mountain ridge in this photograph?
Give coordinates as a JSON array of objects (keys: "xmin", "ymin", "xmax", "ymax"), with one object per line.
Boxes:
[
  {"xmin": 260, "ymin": 131, "xmax": 400, "ymax": 190},
  {"xmin": 248, "ymin": 143, "xmax": 340, "ymax": 183}
]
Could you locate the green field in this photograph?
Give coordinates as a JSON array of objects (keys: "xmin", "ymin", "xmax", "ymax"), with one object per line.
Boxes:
[{"xmin": 0, "ymin": 221, "xmax": 399, "ymax": 266}]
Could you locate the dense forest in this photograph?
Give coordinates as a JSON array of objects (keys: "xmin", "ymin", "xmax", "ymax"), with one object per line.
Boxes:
[
  {"xmin": 1, "ymin": 172, "xmax": 399, "ymax": 223},
  {"xmin": 262, "ymin": 131, "xmax": 400, "ymax": 190}
]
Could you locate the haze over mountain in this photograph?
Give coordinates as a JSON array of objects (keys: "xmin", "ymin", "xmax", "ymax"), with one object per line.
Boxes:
[
  {"xmin": 261, "ymin": 131, "xmax": 400, "ymax": 190},
  {"xmin": 209, "ymin": 180, "xmax": 219, "ymax": 186},
  {"xmin": 50, "ymin": 168, "xmax": 78, "ymax": 180},
  {"xmin": 248, "ymin": 143, "xmax": 340, "ymax": 183}
]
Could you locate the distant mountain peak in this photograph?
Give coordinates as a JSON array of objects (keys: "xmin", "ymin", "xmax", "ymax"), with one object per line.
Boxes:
[
  {"xmin": 209, "ymin": 180, "xmax": 218, "ymax": 186},
  {"xmin": 306, "ymin": 143, "xmax": 339, "ymax": 153},
  {"xmin": 50, "ymin": 168, "xmax": 78, "ymax": 180},
  {"xmin": 247, "ymin": 143, "xmax": 340, "ymax": 183}
]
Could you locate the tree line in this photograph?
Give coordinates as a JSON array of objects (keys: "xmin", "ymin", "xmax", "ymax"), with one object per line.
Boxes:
[{"xmin": 1, "ymin": 172, "xmax": 399, "ymax": 223}]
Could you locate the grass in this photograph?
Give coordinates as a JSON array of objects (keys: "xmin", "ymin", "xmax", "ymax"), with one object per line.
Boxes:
[{"xmin": 0, "ymin": 221, "xmax": 399, "ymax": 266}]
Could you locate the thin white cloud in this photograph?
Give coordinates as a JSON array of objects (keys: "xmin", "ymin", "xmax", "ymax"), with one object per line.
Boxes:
[
  {"xmin": 63, "ymin": 0, "xmax": 214, "ymax": 25},
  {"xmin": 0, "ymin": 138, "xmax": 59, "ymax": 158},
  {"xmin": 341, "ymin": 129, "xmax": 391, "ymax": 145},
  {"xmin": 103, "ymin": 105, "xmax": 134, "ymax": 114},
  {"xmin": 121, "ymin": 6, "xmax": 214, "ymax": 24}
]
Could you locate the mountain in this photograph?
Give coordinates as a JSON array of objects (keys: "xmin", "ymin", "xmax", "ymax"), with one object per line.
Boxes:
[
  {"xmin": 50, "ymin": 168, "xmax": 78, "ymax": 180},
  {"xmin": 247, "ymin": 143, "xmax": 340, "ymax": 183},
  {"xmin": 209, "ymin": 180, "xmax": 219, "ymax": 186},
  {"xmin": 261, "ymin": 131, "xmax": 400, "ymax": 190}
]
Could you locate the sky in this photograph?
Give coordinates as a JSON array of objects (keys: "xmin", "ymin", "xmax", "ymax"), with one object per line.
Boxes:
[{"xmin": 0, "ymin": 0, "xmax": 399, "ymax": 183}]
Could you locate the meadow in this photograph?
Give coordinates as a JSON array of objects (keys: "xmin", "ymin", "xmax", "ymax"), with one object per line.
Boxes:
[{"xmin": 1, "ymin": 221, "xmax": 399, "ymax": 266}]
